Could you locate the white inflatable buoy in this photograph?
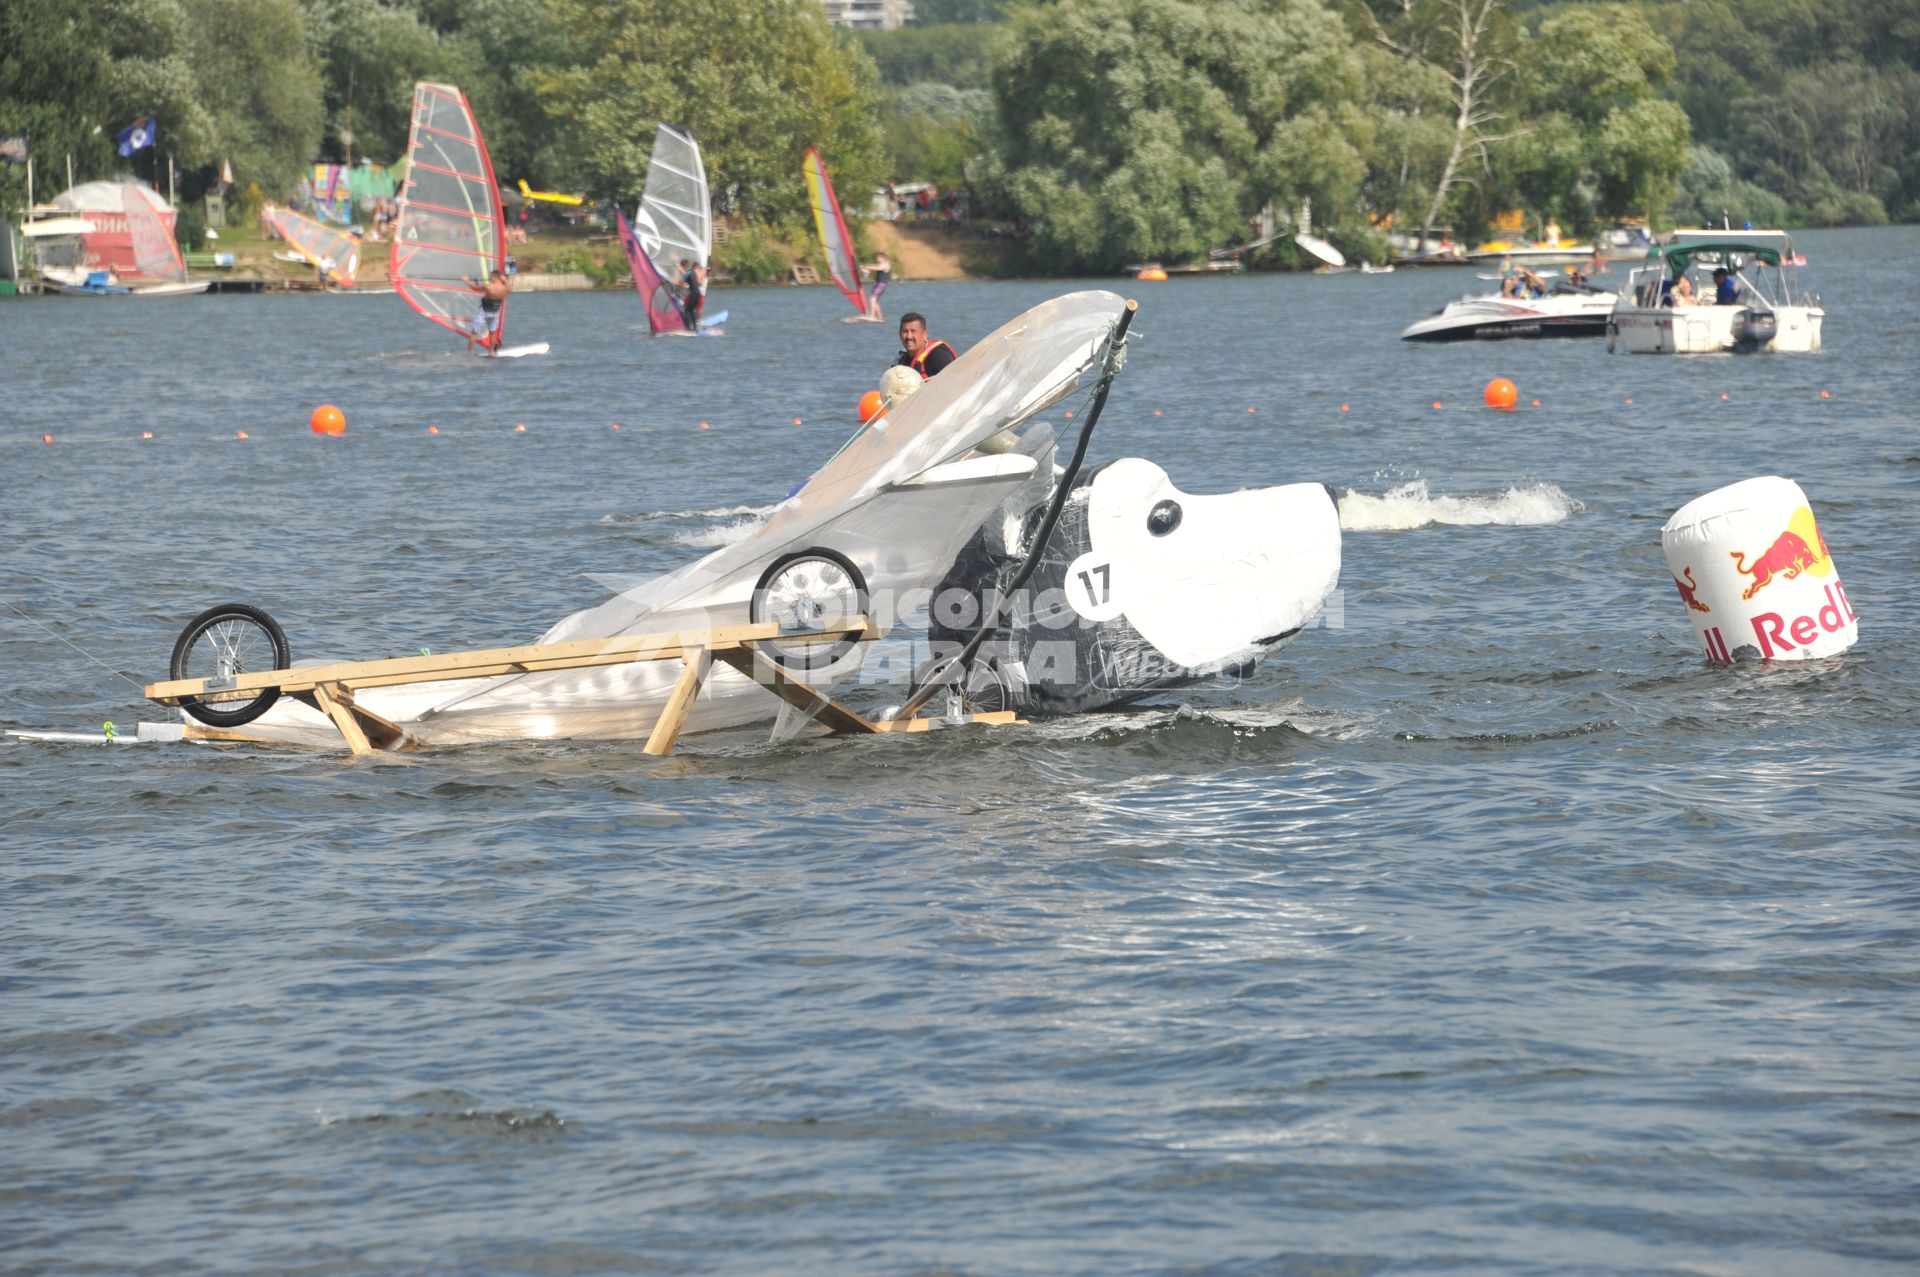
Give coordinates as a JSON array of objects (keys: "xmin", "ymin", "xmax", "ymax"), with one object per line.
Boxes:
[{"xmin": 1661, "ymin": 476, "xmax": 1858, "ymax": 664}]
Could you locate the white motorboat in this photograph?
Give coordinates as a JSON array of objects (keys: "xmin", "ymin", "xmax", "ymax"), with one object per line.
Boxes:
[
  {"xmin": 1608, "ymin": 230, "xmax": 1823, "ymax": 354},
  {"xmin": 1401, "ymin": 281, "xmax": 1618, "ymax": 342}
]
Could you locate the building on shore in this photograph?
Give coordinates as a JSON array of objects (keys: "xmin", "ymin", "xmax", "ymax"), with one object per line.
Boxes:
[{"xmin": 821, "ymin": 0, "xmax": 915, "ymax": 30}]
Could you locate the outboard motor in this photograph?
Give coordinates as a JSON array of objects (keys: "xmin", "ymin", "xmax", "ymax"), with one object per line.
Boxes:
[{"xmin": 1733, "ymin": 307, "xmax": 1778, "ymax": 352}]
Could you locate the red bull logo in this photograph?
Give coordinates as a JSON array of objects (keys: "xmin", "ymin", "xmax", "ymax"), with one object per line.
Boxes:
[
  {"xmin": 1730, "ymin": 506, "xmax": 1831, "ymax": 600},
  {"xmin": 1672, "ymin": 565, "xmax": 1710, "ymax": 614}
]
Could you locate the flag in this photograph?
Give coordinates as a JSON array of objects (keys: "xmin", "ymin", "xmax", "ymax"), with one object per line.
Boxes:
[
  {"xmin": 0, "ymin": 132, "xmax": 27, "ymax": 164},
  {"xmin": 116, "ymin": 115, "xmax": 156, "ymax": 157},
  {"xmin": 221, "ymin": 156, "xmax": 233, "ymax": 187}
]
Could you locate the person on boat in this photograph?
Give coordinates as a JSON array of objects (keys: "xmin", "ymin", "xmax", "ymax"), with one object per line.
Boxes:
[
  {"xmin": 862, "ymin": 251, "xmax": 890, "ymax": 321},
  {"xmin": 1669, "ymin": 272, "xmax": 1696, "ymax": 306},
  {"xmin": 469, "ymin": 269, "xmax": 510, "ymax": 350},
  {"xmin": 1713, "ymin": 267, "xmax": 1739, "ymax": 305},
  {"xmin": 1586, "ymin": 248, "xmax": 1607, "ymax": 277},
  {"xmin": 895, "ymin": 313, "xmax": 956, "ymax": 379}
]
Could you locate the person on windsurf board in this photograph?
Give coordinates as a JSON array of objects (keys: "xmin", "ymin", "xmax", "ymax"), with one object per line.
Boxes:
[{"xmin": 467, "ymin": 270, "xmax": 511, "ymax": 353}]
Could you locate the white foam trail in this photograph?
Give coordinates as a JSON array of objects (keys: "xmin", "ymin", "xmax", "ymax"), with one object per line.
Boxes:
[
  {"xmin": 669, "ymin": 509, "xmax": 773, "ymax": 547},
  {"xmin": 1337, "ymin": 480, "xmax": 1581, "ymax": 531}
]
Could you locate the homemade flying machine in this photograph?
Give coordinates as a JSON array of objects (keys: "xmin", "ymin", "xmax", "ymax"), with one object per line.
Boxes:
[{"xmin": 144, "ymin": 291, "xmax": 1342, "ymax": 757}]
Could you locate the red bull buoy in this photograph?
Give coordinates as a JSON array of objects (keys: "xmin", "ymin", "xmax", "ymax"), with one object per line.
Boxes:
[
  {"xmin": 1484, "ymin": 378, "xmax": 1518, "ymax": 411},
  {"xmin": 1661, "ymin": 476, "xmax": 1858, "ymax": 664},
  {"xmin": 309, "ymin": 404, "xmax": 346, "ymax": 436}
]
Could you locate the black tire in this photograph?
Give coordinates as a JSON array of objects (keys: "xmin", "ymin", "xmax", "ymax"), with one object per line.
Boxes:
[
  {"xmin": 169, "ymin": 603, "xmax": 291, "ymax": 727},
  {"xmin": 749, "ymin": 548, "xmax": 870, "ymax": 672}
]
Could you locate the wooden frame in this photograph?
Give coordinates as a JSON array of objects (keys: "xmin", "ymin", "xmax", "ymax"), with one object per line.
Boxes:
[{"xmin": 146, "ymin": 617, "xmax": 1018, "ymax": 758}]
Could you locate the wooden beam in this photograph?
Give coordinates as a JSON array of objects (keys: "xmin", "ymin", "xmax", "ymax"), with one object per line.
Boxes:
[
  {"xmin": 312, "ymin": 682, "xmax": 374, "ymax": 756},
  {"xmin": 711, "ymin": 647, "xmax": 876, "ymax": 735},
  {"xmin": 145, "ymin": 618, "xmax": 878, "ymax": 706},
  {"xmin": 868, "ymin": 710, "xmax": 1024, "ymax": 734},
  {"xmin": 642, "ymin": 647, "xmax": 713, "ymax": 757}
]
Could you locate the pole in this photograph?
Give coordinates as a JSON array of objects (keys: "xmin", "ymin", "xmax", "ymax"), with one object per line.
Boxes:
[
  {"xmin": 168, "ymin": 152, "xmax": 175, "ymax": 207},
  {"xmin": 889, "ymin": 298, "xmax": 1140, "ymax": 724},
  {"xmin": 26, "ymin": 154, "xmax": 32, "ymax": 213},
  {"xmin": 66, "ymin": 152, "xmax": 73, "ymax": 193}
]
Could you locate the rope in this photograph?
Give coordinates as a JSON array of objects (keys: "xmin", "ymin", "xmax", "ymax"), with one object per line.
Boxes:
[{"xmin": 0, "ymin": 595, "xmax": 149, "ymax": 691}]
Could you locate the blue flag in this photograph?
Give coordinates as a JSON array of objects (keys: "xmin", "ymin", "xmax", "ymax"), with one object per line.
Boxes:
[{"xmin": 116, "ymin": 116, "xmax": 156, "ymax": 157}]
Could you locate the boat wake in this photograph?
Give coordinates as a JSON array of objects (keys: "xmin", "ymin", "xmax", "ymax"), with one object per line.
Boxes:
[
  {"xmin": 597, "ymin": 503, "xmax": 778, "ymax": 547},
  {"xmin": 1336, "ymin": 480, "xmax": 1581, "ymax": 531}
]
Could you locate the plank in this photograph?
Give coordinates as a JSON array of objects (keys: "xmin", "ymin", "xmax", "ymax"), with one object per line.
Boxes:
[
  {"xmin": 312, "ymin": 682, "xmax": 374, "ymax": 756},
  {"xmin": 710, "ymin": 648, "xmax": 876, "ymax": 735},
  {"xmin": 642, "ymin": 647, "xmax": 713, "ymax": 757},
  {"xmin": 146, "ymin": 618, "xmax": 878, "ymax": 705}
]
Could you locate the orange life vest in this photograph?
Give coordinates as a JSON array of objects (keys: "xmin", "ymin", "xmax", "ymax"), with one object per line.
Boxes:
[{"xmin": 910, "ymin": 339, "xmax": 956, "ymax": 377}]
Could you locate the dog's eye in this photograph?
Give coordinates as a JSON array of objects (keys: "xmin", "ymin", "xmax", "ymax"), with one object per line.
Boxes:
[{"xmin": 1147, "ymin": 500, "xmax": 1182, "ymax": 536}]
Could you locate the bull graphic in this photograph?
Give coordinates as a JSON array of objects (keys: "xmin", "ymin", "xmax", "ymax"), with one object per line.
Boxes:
[
  {"xmin": 1731, "ymin": 531, "xmax": 1824, "ymax": 600},
  {"xmin": 1673, "ymin": 565, "xmax": 1711, "ymax": 613}
]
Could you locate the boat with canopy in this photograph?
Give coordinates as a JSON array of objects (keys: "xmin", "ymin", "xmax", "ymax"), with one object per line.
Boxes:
[
  {"xmin": 803, "ymin": 146, "xmax": 872, "ymax": 320},
  {"xmin": 391, "ymin": 81, "xmax": 546, "ymax": 357},
  {"xmin": 1608, "ymin": 230, "xmax": 1823, "ymax": 354},
  {"xmin": 44, "ymin": 184, "xmax": 209, "ymax": 296}
]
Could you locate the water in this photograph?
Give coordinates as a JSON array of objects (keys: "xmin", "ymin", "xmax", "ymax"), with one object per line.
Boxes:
[{"xmin": 4, "ymin": 228, "xmax": 1918, "ymax": 1275}]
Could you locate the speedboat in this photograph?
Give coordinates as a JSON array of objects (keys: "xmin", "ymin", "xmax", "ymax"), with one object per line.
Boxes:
[
  {"xmin": 1401, "ymin": 280, "xmax": 1618, "ymax": 342},
  {"xmin": 1608, "ymin": 230, "xmax": 1823, "ymax": 354}
]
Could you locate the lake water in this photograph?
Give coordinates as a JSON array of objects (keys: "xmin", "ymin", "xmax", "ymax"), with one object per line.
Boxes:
[{"xmin": 3, "ymin": 227, "xmax": 1917, "ymax": 1275}]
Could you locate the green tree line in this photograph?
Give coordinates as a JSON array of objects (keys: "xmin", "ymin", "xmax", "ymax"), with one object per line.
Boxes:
[{"xmin": 4, "ymin": 0, "xmax": 1913, "ymax": 275}]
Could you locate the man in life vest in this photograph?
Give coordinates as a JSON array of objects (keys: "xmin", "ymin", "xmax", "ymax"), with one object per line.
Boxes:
[{"xmin": 894, "ymin": 312, "xmax": 956, "ymax": 378}]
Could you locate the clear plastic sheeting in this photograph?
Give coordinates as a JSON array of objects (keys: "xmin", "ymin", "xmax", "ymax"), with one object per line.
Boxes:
[
  {"xmin": 539, "ymin": 290, "xmax": 1129, "ymax": 645},
  {"xmin": 636, "ymin": 124, "xmax": 708, "ymax": 274},
  {"xmin": 391, "ymin": 82, "xmax": 504, "ymax": 340}
]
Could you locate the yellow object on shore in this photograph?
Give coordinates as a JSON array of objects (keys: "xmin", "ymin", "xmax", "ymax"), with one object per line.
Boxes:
[{"xmin": 517, "ymin": 179, "xmax": 584, "ymax": 206}]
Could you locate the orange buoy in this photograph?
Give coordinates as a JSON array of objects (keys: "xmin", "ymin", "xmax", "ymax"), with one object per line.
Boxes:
[
  {"xmin": 1626, "ymin": 397, "xmax": 1634, "ymax": 405},
  {"xmin": 1484, "ymin": 378, "xmax": 1518, "ymax": 411},
  {"xmin": 236, "ymin": 430, "xmax": 249, "ymax": 439},
  {"xmin": 1339, "ymin": 403, "xmax": 1350, "ymax": 413},
  {"xmin": 1720, "ymin": 392, "xmax": 1730, "ymax": 401},
  {"xmin": 1819, "ymin": 389, "xmax": 1830, "ymax": 398},
  {"xmin": 514, "ymin": 423, "xmax": 526, "ymax": 433},
  {"xmin": 610, "ymin": 422, "xmax": 620, "ymax": 431},
  {"xmin": 42, "ymin": 434, "xmax": 52, "ymax": 444},
  {"xmin": 1530, "ymin": 399, "xmax": 1541, "ymax": 408},
  {"xmin": 1153, "ymin": 409, "xmax": 1163, "ymax": 417},
  {"xmin": 427, "ymin": 425, "xmax": 439, "ymax": 435},
  {"xmin": 1432, "ymin": 400, "xmax": 1443, "ymax": 411},
  {"xmin": 857, "ymin": 391, "xmax": 885, "ymax": 424},
  {"xmin": 141, "ymin": 431, "xmax": 153, "ymax": 440},
  {"xmin": 699, "ymin": 421, "xmax": 710, "ymax": 430},
  {"xmin": 308, "ymin": 404, "xmax": 346, "ymax": 436},
  {"xmin": 792, "ymin": 417, "xmax": 803, "ymax": 426}
]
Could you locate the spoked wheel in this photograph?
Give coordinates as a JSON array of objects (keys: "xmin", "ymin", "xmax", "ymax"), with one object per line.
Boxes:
[
  {"xmin": 749, "ymin": 549, "xmax": 869, "ymax": 673},
  {"xmin": 909, "ymin": 654, "xmax": 1014, "ymax": 716},
  {"xmin": 169, "ymin": 603, "xmax": 290, "ymax": 727}
]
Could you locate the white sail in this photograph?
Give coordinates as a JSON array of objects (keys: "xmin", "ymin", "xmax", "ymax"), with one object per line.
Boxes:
[{"xmin": 636, "ymin": 123, "xmax": 709, "ymax": 274}]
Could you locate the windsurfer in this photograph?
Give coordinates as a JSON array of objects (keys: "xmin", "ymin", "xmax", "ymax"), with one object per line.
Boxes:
[
  {"xmin": 862, "ymin": 251, "xmax": 890, "ymax": 321},
  {"xmin": 468, "ymin": 269, "xmax": 511, "ymax": 351},
  {"xmin": 895, "ymin": 313, "xmax": 956, "ymax": 379},
  {"xmin": 679, "ymin": 259, "xmax": 705, "ymax": 328}
]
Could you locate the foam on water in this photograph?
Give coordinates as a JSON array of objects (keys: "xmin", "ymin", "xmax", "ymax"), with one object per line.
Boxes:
[{"xmin": 1337, "ymin": 479, "xmax": 1582, "ymax": 530}]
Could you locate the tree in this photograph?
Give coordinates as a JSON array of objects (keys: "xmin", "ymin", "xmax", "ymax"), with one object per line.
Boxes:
[
  {"xmin": 1356, "ymin": 0, "xmax": 1520, "ymax": 250},
  {"xmin": 0, "ymin": 0, "xmax": 114, "ymax": 208},
  {"xmin": 532, "ymin": 0, "xmax": 887, "ymax": 231},
  {"xmin": 183, "ymin": 0, "xmax": 323, "ymax": 196},
  {"xmin": 982, "ymin": 0, "xmax": 1369, "ymax": 273}
]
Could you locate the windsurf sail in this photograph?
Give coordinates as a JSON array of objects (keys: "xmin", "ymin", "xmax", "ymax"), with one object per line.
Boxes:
[
  {"xmin": 637, "ymin": 124, "xmax": 709, "ymax": 275},
  {"xmin": 615, "ymin": 206, "xmax": 689, "ymax": 335},
  {"xmin": 267, "ymin": 208, "xmax": 358, "ymax": 285},
  {"xmin": 122, "ymin": 182, "xmax": 186, "ymax": 283},
  {"xmin": 802, "ymin": 146, "xmax": 866, "ymax": 316},
  {"xmin": 391, "ymin": 82, "xmax": 507, "ymax": 347}
]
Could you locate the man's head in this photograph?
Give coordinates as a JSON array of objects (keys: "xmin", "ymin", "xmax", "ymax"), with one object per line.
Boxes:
[
  {"xmin": 899, "ymin": 312, "xmax": 928, "ymax": 354},
  {"xmin": 1712, "ymin": 267, "xmax": 1728, "ymax": 281},
  {"xmin": 489, "ymin": 269, "xmax": 507, "ymax": 284}
]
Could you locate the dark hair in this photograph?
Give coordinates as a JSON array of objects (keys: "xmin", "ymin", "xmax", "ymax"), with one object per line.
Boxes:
[{"xmin": 899, "ymin": 312, "xmax": 926, "ymax": 329}]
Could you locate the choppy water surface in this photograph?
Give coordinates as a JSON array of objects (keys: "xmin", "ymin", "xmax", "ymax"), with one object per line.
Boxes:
[{"xmin": 4, "ymin": 228, "xmax": 1917, "ymax": 1275}]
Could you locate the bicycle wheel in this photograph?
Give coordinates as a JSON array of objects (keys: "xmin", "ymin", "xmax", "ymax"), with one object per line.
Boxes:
[
  {"xmin": 749, "ymin": 549, "xmax": 869, "ymax": 672},
  {"xmin": 169, "ymin": 603, "xmax": 290, "ymax": 727}
]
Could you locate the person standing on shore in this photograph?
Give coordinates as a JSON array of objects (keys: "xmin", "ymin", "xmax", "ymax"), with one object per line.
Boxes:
[{"xmin": 895, "ymin": 312, "xmax": 956, "ymax": 379}]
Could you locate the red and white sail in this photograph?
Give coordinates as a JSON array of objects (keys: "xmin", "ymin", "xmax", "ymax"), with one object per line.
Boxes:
[
  {"xmin": 122, "ymin": 182, "xmax": 187, "ymax": 283},
  {"xmin": 391, "ymin": 82, "xmax": 507, "ymax": 345},
  {"xmin": 803, "ymin": 147, "xmax": 866, "ymax": 316}
]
